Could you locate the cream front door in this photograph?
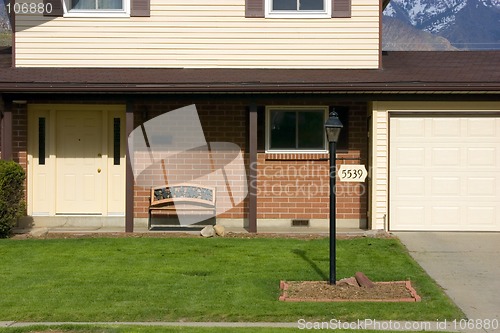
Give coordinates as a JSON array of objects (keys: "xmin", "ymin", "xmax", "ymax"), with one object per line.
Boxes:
[{"xmin": 56, "ymin": 111, "xmax": 103, "ymax": 214}]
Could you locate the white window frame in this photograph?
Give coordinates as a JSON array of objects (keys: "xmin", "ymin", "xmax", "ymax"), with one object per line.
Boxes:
[
  {"xmin": 265, "ymin": 106, "xmax": 329, "ymax": 153},
  {"xmin": 63, "ymin": 0, "xmax": 130, "ymax": 17},
  {"xmin": 265, "ymin": 0, "xmax": 331, "ymax": 19}
]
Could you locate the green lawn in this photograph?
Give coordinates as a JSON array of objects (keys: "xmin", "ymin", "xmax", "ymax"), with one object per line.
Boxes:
[
  {"xmin": 0, "ymin": 237, "xmax": 463, "ymax": 322},
  {"xmin": 0, "ymin": 325, "xmax": 450, "ymax": 333}
]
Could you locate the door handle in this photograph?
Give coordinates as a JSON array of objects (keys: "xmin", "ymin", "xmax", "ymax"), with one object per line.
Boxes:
[{"xmin": 97, "ymin": 168, "xmax": 101, "ymax": 173}]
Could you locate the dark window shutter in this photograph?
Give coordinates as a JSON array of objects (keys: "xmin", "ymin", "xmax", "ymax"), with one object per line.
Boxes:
[
  {"xmin": 332, "ymin": 0, "xmax": 351, "ymax": 18},
  {"xmin": 246, "ymin": 0, "xmax": 264, "ymax": 18},
  {"xmin": 131, "ymin": 0, "xmax": 150, "ymax": 17},
  {"xmin": 257, "ymin": 106, "xmax": 265, "ymax": 152},
  {"xmin": 43, "ymin": 0, "xmax": 63, "ymax": 17}
]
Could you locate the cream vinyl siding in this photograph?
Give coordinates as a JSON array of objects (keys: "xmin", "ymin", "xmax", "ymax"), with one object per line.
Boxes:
[
  {"xmin": 15, "ymin": 0, "xmax": 380, "ymax": 68},
  {"xmin": 370, "ymin": 102, "xmax": 389, "ymax": 230},
  {"xmin": 370, "ymin": 101, "xmax": 500, "ymax": 231}
]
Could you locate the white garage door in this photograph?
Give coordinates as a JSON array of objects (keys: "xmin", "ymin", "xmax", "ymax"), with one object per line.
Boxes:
[{"xmin": 390, "ymin": 115, "xmax": 500, "ymax": 231}]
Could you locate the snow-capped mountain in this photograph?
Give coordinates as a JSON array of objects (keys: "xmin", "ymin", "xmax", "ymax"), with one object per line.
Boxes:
[
  {"xmin": 384, "ymin": 0, "xmax": 500, "ymax": 50},
  {"xmin": 383, "ymin": 16, "xmax": 457, "ymax": 51},
  {"xmin": 0, "ymin": 0, "xmax": 11, "ymax": 31}
]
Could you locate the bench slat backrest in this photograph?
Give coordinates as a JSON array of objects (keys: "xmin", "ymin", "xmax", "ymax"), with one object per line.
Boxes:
[{"xmin": 150, "ymin": 184, "xmax": 216, "ymax": 207}]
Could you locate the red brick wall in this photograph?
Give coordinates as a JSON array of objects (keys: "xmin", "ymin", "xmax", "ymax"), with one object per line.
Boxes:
[
  {"xmin": 12, "ymin": 105, "xmax": 28, "ymax": 171},
  {"xmin": 131, "ymin": 101, "xmax": 248, "ymax": 219},
  {"xmin": 1, "ymin": 103, "xmax": 29, "ymax": 202},
  {"xmin": 256, "ymin": 154, "xmax": 330, "ymax": 219},
  {"xmin": 0, "ymin": 103, "xmax": 28, "ymax": 167},
  {"xmin": 256, "ymin": 101, "xmax": 368, "ymax": 223},
  {"xmin": 132, "ymin": 99, "xmax": 368, "ymax": 224}
]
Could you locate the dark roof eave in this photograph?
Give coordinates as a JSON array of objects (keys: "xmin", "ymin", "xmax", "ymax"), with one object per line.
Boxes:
[{"xmin": 1, "ymin": 51, "xmax": 499, "ymax": 93}]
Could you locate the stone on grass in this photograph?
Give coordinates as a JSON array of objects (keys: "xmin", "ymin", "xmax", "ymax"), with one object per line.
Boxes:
[
  {"xmin": 337, "ymin": 276, "xmax": 359, "ymax": 287},
  {"xmin": 200, "ymin": 225, "xmax": 215, "ymax": 238},
  {"xmin": 355, "ymin": 271, "xmax": 375, "ymax": 288},
  {"xmin": 29, "ymin": 228, "xmax": 49, "ymax": 238},
  {"xmin": 214, "ymin": 224, "xmax": 226, "ymax": 237}
]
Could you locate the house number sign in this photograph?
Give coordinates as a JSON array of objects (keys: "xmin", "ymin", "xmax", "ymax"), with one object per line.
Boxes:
[{"xmin": 338, "ymin": 165, "xmax": 368, "ymax": 182}]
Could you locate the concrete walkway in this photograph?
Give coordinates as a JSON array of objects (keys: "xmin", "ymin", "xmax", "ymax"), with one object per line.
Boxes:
[
  {"xmin": 14, "ymin": 225, "xmax": 376, "ymax": 237},
  {"xmin": 395, "ymin": 232, "xmax": 500, "ymax": 333}
]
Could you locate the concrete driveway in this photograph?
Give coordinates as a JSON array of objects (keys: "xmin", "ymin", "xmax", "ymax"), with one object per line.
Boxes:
[{"xmin": 395, "ymin": 232, "xmax": 500, "ymax": 332}]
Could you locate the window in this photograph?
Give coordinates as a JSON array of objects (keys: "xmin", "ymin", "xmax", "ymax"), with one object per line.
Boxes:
[
  {"xmin": 64, "ymin": 0, "xmax": 129, "ymax": 17},
  {"xmin": 262, "ymin": 106, "xmax": 349, "ymax": 152},
  {"xmin": 266, "ymin": 0, "xmax": 330, "ymax": 18},
  {"xmin": 71, "ymin": 0, "xmax": 123, "ymax": 10},
  {"xmin": 266, "ymin": 107, "xmax": 328, "ymax": 152},
  {"xmin": 273, "ymin": 0, "xmax": 324, "ymax": 11}
]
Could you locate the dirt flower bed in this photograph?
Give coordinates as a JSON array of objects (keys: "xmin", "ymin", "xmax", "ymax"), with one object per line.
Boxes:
[
  {"xmin": 280, "ymin": 280, "xmax": 421, "ymax": 302},
  {"xmin": 11, "ymin": 230, "xmax": 394, "ymax": 240}
]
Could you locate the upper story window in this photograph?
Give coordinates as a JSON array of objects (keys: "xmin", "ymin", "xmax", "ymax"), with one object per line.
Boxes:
[
  {"xmin": 64, "ymin": 0, "xmax": 129, "ymax": 17},
  {"xmin": 266, "ymin": 0, "xmax": 331, "ymax": 18},
  {"xmin": 72, "ymin": 0, "xmax": 123, "ymax": 10}
]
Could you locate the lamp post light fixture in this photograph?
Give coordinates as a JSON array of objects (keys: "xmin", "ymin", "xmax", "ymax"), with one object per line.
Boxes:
[{"xmin": 324, "ymin": 110, "xmax": 343, "ymax": 285}]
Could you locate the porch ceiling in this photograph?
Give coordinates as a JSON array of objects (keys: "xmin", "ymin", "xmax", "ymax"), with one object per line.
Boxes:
[{"xmin": 0, "ymin": 50, "xmax": 499, "ymax": 94}]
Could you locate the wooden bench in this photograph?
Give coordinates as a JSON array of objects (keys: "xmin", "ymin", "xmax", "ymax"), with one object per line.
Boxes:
[{"xmin": 148, "ymin": 184, "xmax": 216, "ymax": 230}]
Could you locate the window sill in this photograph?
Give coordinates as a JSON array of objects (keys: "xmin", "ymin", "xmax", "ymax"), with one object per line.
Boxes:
[
  {"xmin": 265, "ymin": 12, "xmax": 330, "ymax": 19},
  {"xmin": 64, "ymin": 11, "xmax": 130, "ymax": 18},
  {"xmin": 262, "ymin": 152, "xmax": 329, "ymax": 161}
]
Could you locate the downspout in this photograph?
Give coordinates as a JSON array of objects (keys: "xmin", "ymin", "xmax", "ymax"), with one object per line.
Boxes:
[
  {"xmin": 8, "ymin": 0, "xmax": 15, "ymax": 68},
  {"xmin": 379, "ymin": 0, "xmax": 391, "ymax": 70}
]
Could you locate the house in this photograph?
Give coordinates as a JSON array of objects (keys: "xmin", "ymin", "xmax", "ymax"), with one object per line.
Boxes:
[{"xmin": 0, "ymin": 0, "xmax": 499, "ymax": 232}]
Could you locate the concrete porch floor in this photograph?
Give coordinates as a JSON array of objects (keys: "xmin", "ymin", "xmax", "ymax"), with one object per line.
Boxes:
[{"xmin": 13, "ymin": 225, "xmax": 378, "ymax": 238}]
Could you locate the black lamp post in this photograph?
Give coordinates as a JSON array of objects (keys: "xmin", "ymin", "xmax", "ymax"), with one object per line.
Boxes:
[{"xmin": 324, "ymin": 110, "xmax": 343, "ymax": 285}]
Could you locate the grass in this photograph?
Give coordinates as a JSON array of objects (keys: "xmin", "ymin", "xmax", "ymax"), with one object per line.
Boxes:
[
  {"xmin": 0, "ymin": 325, "xmax": 454, "ymax": 333},
  {"xmin": 0, "ymin": 237, "xmax": 463, "ymax": 322},
  {"xmin": 0, "ymin": 325, "xmax": 451, "ymax": 333}
]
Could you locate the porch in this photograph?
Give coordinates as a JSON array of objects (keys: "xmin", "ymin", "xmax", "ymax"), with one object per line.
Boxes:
[{"xmin": 1, "ymin": 95, "xmax": 369, "ymax": 233}]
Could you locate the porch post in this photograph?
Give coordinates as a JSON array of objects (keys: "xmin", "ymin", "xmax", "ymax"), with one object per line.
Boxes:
[
  {"xmin": 125, "ymin": 102, "xmax": 134, "ymax": 232},
  {"xmin": 0, "ymin": 99, "xmax": 13, "ymax": 160},
  {"xmin": 248, "ymin": 104, "xmax": 258, "ymax": 233}
]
